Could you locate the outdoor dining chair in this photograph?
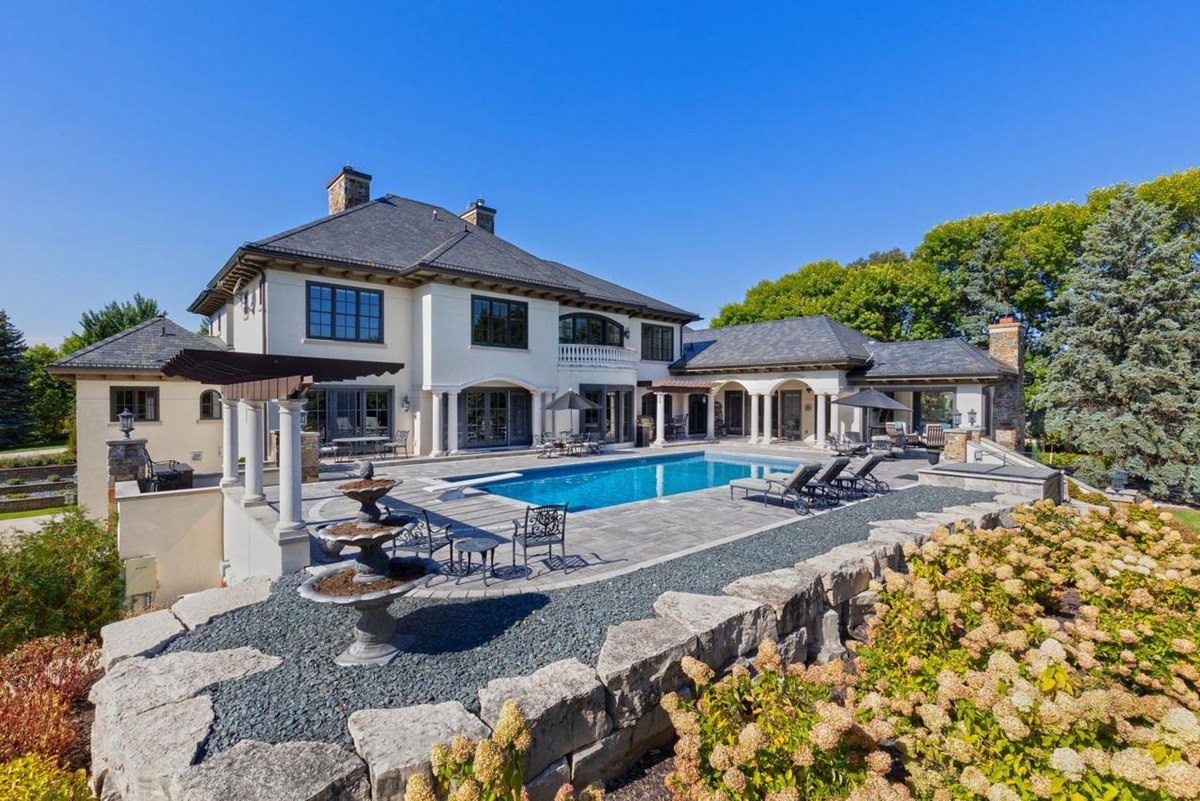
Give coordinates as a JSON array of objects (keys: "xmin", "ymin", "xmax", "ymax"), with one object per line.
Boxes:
[
  {"xmin": 512, "ymin": 503, "xmax": 569, "ymax": 568},
  {"xmin": 385, "ymin": 429, "xmax": 410, "ymax": 458},
  {"xmin": 392, "ymin": 510, "xmax": 455, "ymax": 560}
]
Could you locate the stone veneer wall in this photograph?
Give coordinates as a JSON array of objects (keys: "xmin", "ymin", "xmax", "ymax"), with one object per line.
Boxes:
[
  {"xmin": 987, "ymin": 317, "xmax": 1026, "ymax": 450},
  {"xmin": 91, "ymin": 499, "xmax": 1020, "ymax": 801}
]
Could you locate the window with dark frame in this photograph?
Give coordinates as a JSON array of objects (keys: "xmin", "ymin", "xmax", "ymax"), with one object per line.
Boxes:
[
  {"xmin": 110, "ymin": 387, "xmax": 159, "ymax": 422},
  {"xmin": 306, "ymin": 282, "xmax": 383, "ymax": 343},
  {"xmin": 199, "ymin": 390, "xmax": 222, "ymax": 420},
  {"xmin": 641, "ymin": 323, "xmax": 675, "ymax": 361},
  {"xmin": 558, "ymin": 313, "xmax": 625, "ymax": 346},
  {"xmin": 471, "ymin": 295, "xmax": 528, "ymax": 349}
]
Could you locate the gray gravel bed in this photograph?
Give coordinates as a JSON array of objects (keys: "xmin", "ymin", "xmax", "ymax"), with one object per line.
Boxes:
[{"xmin": 164, "ymin": 486, "xmax": 992, "ymax": 754}]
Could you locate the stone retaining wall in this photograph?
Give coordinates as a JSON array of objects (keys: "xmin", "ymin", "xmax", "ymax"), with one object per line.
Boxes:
[
  {"xmin": 93, "ymin": 498, "xmax": 1020, "ymax": 801},
  {"xmin": 0, "ymin": 493, "xmax": 67, "ymax": 514},
  {"xmin": 0, "ymin": 462, "xmax": 77, "ymax": 483}
]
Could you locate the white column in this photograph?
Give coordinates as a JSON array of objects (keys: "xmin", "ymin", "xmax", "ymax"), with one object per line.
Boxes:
[
  {"xmin": 532, "ymin": 390, "xmax": 544, "ymax": 441},
  {"xmin": 220, "ymin": 398, "xmax": 240, "ymax": 487},
  {"xmin": 748, "ymin": 393, "xmax": 761, "ymax": 444},
  {"xmin": 653, "ymin": 392, "xmax": 667, "ymax": 446},
  {"xmin": 853, "ymin": 406, "xmax": 864, "ymax": 435},
  {"xmin": 241, "ymin": 400, "xmax": 265, "ymax": 504},
  {"xmin": 430, "ymin": 391, "xmax": 444, "ymax": 456},
  {"xmin": 816, "ymin": 393, "xmax": 828, "ymax": 449},
  {"xmin": 706, "ymin": 391, "xmax": 717, "ymax": 440},
  {"xmin": 762, "ymin": 392, "xmax": 774, "ymax": 444},
  {"xmin": 275, "ymin": 399, "xmax": 305, "ymax": 534},
  {"xmin": 447, "ymin": 391, "xmax": 460, "ymax": 454}
]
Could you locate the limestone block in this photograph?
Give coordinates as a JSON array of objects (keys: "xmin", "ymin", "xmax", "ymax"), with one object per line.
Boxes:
[
  {"xmin": 170, "ymin": 740, "xmax": 368, "ymax": 801},
  {"xmin": 916, "ymin": 511, "xmax": 975, "ymax": 530},
  {"xmin": 100, "ymin": 609, "xmax": 185, "ymax": 670},
  {"xmin": 802, "ymin": 543, "xmax": 877, "ymax": 606},
  {"xmin": 778, "ymin": 628, "xmax": 809, "ymax": 666},
  {"xmin": 653, "ymin": 591, "xmax": 777, "ymax": 670},
  {"xmin": 813, "ymin": 608, "xmax": 847, "ymax": 665},
  {"xmin": 348, "ymin": 702, "xmax": 490, "ymax": 800},
  {"xmin": 721, "ymin": 566, "xmax": 824, "ymax": 636},
  {"xmin": 848, "ymin": 591, "xmax": 881, "ymax": 641},
  {"xmin": 595, "ymin": 618, "xmax": 698, "ymax": 728},
  {"xmin": 859, "ymin": 539, "xmax": 903, "ymax": 574},
  {"xmin": 866, "ymin": 528, "xmax": 917, "ymax": 553},
  {"xmin": 524, "ymin": 759, "xmax": 570, "ymax": 801},
  {"xmin": 569, "ymin": 703, "xmax": 675, "ymax": 789},
  {"xmin": 171, "ymin": 576, "xmax": 273, "ymax": 630},
  {"xmin": 478, "ymin": 659, "xmax": 610, "ymax": 778},
  {"xmin": 103, "ymin": 695, "xmax": 212, "ymax": 801}
]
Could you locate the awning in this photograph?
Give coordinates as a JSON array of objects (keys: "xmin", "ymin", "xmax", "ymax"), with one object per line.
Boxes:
[
  {"xmin": 831, "ymin": 388, "xmax": 912, "ymax": 412},
  {"xmin": 637, "ymin": 379, "xmax": 719, "ymax": 392},
  {"xmin": 161, "ymin": 349, "xmax": 403, "ymax": 400}
]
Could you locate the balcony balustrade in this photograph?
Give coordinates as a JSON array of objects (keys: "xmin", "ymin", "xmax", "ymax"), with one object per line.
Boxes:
[{"xmin": 558, "ymin": 343, "xmax": 638, "ymax": 370}]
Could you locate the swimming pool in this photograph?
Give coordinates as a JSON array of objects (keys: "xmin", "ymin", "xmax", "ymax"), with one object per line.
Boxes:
[{"xmin": 450, "ymin": 451, "xmax": 803, "ymax": 512}]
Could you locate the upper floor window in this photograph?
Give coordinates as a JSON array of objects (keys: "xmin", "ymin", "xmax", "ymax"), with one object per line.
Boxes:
[
  {"xmin": 471, "ymin": 295, "xmax": 528, "ymax": 349},
  {"xmin": 307, "ymin": 282, "xmax": 383, "ymax": 343},
  {"xmin": 559, "ymin": 313, "xmax": 625, "ymax": 347},
  {"xmin": 111, "ymin": 387, "xmax": 159, "ymax": 422},
  {"xmin": 200, "ymin": 390, "xmax": 222, "ymax": 420},
  {"xmin": 641, "ymin": 323, "xmax": 675, "ymax": 361}
]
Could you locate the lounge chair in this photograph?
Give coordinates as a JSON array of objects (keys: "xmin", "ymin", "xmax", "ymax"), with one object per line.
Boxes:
[
  {"xmin": 583, "ymin": 433, "xmax": 606, "ymax": 454},
  {"xmin": 803, "ymin": 456, "xmax": 853, "ymax": 504},
  {"xmin": 829, "ymin": 432, "xmax": 869, "ymax": 456},
  {"xmin": 392, "ymin": 510, "xmax": 455, "ymax": 559},
  {"xmin": 834, "ymin": 453, "xmax": 889, "ymax": 496},
  {"xmin": 535, "ymin": 432, "xmax": 562, "ymax": 459},
  {"xmin": 512, "ymin": 503, "xmax": 568, "ymax": 568},
  {"xmin": 729, "ymin": 461, "xmax": 823, "ymax": 514}
]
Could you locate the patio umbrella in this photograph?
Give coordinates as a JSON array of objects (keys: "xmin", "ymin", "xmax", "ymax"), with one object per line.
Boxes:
[
  {"xmin": 830, "ymin": 388, "xmax": 912, "ymax": 412},
  {"xmin": 544, "ymin": 390, "xmax": 601, "ymax": 435}
]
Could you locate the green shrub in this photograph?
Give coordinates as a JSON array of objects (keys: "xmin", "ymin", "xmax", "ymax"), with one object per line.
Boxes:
[
  {"xmin": 0, "ymin": 453, "xmax": 75, "ymax": 469},
  {"xmin": 0, "ymin": 508, "xmax": 123, "ymax": 653},
  {"xmin": 0, "ymin": 635, "xmax": 100, "ymax": 764},
  {"xmin": 0, "ymin": 753, "xmax": 91, "ymax": 800}
]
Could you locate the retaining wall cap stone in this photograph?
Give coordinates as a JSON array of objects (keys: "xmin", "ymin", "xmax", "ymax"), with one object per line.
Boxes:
[
  {"xmin": 100, "ymin": 609, "xmax": 185, "ymax": 670},
  {"xmin": 524, "ymin": 758, "xmax": 571, "ymax": 801},
  {"xmin": 171, "ymin": 576, "xmax": 273, "ymax": 630},
  {"xmin": 348, "ymin": 702, "xmax": 490, "ymax": 801},
  {"xmin": 478, "ymin": 659, "xmax": 611, "ymax": 778},
  {"xmin": 653, "ymin": 591, "xmax": 778, "ymax": 669},
  {"xmin": 102, "ymin": 694, "xmax": 212, "ymax": 801},
  {"xmin": 169, "ymin": 740, "xmax": 368, "ymax": 801},
  {"xmin": 595, "ymin": 618, "xmax": 698, "ymax": 729},
  {"xmin": 721, "ymin": 566, "xmax": 824, "ymax": 636},
  {"xmin": 801, "ymin": 543, "xmax": 878, "ymax": 606}
]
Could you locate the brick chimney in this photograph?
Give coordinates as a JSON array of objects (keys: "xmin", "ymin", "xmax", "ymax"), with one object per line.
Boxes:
[
  {"xmin": 459, "ymin": 198, "xmax": 496, "ymax": 234},
  {"xmin": 327, "ymin": 166, "xmax": 372, "ymax": 215},
  {"xmin": 987, "ymin": 314, "xmax": 1026, "ymax": 450}
]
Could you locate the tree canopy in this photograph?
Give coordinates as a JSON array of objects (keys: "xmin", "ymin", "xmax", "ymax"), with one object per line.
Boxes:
[
  {"xmin": 1040, "ymin": 187, "xmax": 1200, "ymax": 494},
  {"xmin": 61, "ymin": 293, "xmax": 164, "ymax": 354},
  {"xmin": 23, "ymin": 344, "xmax": 72, "ymax": 443},
  {"xmin": 0, "ymin": 311, "xmax": 32, "ymax": 449}
]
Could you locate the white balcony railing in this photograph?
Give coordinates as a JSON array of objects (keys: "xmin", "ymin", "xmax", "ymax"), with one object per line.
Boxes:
[{"xmin": 558, "ymin": 343, "xmax": 639, "ymax": 370}]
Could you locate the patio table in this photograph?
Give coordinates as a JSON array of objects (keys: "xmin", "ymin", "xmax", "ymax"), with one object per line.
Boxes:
[
  {"xmin": 330, "ymin": 436, "xmax": 390, "ymax": 460},
  {"xmin": 450, "ymin": 536, "xmax": 499, "ymax": 582}
]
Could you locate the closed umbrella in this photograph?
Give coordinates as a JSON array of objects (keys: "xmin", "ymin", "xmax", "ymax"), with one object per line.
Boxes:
[{"xmin": 545, "ymin": 391, "xmax": 601, "ymax": 435}]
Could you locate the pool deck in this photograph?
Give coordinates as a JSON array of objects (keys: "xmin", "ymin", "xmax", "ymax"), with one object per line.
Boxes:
[{"xmin": 285, "ymin": 441, "xmax": 931, "ymax": 597}]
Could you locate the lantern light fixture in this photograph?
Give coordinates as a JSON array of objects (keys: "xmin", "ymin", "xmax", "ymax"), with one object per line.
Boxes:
[{"xmin": 118, "ymin": 407, "xmax": 135, "ymax": 439}]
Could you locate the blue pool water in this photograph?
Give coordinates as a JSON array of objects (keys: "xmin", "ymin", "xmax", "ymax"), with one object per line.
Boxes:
[{"xmin": 450, "ymin": 451, "xmax": 803, "ymax": 512}]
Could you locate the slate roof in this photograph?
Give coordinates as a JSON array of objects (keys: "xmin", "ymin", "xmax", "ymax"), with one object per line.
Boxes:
[
  {"xmin": 853, "ymin": 339, "xmax": 1015, "ymax": 380},
  {"xmin": 673, "ymin": 316, "xmax": 1015, "ymax": 380},
  {"xmin": 220, "ymin": 195, "xmax": 695, "ymax": 320},
  {"xmin": 676, "ymin": 316, "xmax": 873, "ymax": 371},
  {"xmin": 49, "ymin": 317, "xmax": 228, "ymax": 373}
]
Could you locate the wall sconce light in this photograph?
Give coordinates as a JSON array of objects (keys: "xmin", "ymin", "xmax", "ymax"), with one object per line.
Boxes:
[
  {"xmin": 401, "ymin": 395, "xmax": 411, "ymax": 413},
  {"xmin": 299, "ymin": 409, "xmax": 309, "ymax": 429},
  {"xmin": 951, "ymin": 409, "xmax": 962, "ymax": 428},
  {"xmin": 967, "ymin": 408, "xmax": 977, "ymax": 427},
  {"xmin": 118, "ymin": 407, "xmax": 135, "ymax": 439},
  {"xmin": 1111, "ymin": 467, "xmax": 1128, "ymax": 493}
]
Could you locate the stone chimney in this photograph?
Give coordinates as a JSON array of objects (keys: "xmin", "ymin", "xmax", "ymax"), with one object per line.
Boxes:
[
  {"xmin": 987, "ymin": 314, "xmax": 1026, "ymax": 450},
  {"xmin": 459, "ymin": 198, "xmax": 496, "ymax": 234},
  {"xmin": 327, "ymin": 166, "xmax": 372, "ymax": 215}
]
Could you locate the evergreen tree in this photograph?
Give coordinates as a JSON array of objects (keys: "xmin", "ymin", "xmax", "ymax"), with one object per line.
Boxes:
[
  {"xmin": 959, "ymin": 223, "xmax": 1016, "ymax": 346},
  {"xmin": 0, "ymin": 310, "xmax": 32, "ymax": 449},
  {"xmin": 1041, "ymin": 187, "xmax": 1200, "ymax": 495}
]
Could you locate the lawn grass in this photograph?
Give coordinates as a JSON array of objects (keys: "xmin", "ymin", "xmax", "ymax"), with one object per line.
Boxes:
[
  {"xmin": 1171, "ymin": 507, "xmax": 1200, "ymax": 535},
  {"xmin": 0, "ymin": 505, "xmax": 75, "ymax": 523},
  {"xmin": 0, "ymin": 440, "xmax": 68, "ymax": 455}
]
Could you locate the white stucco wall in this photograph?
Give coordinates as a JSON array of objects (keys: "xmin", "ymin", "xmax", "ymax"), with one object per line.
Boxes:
[
  {"xmin": 74, "ymin": 376, "xmax": 224, "ymax": 515},
  {"xmin": 115, "ymin": 483, "xmax": 224, "ymax": 602}
]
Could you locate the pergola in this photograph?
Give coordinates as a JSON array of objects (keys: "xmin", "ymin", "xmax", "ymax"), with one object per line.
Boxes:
[
  {"xmin": 162, "ymin": 349, "xmax": 402, "ymax": 537},
  {"xmin": 637, "ymin": 378, "xmax": 719, "ymax": 445}
]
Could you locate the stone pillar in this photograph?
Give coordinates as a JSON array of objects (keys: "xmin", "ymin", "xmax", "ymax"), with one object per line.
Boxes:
[
  {"xmin": 748, "ymin": 393, "xmax": 761, "ymax": 444},
  {"xmin": 943, "ymin": 429, "xmax": 969, "ymax": 463},
  {"xmin": 988, "ymin": 315, "xmax": 1027, "ymax": 450},
  {"xmin": 220, "ymin": 398, "xmax": 239, "ymax": 487},
  {"xmin": 532, "ymin": 390, "xmax": 544, "ymax": 441},
  {"xmin": 816, "ymin": 394, "xmax": 828, "ymax": 448},
  {"xmin": 430, "ymin": 391, "xmax": 444, "ymax": 456},
  {"xmin": 653, "ymin": 393, "xmax": 667, "ymax": 446},
  {"xmin": 107, "ymin": 437, "xmax": 148, "ymax": 511},
  {"xmin": 762, "ymin": 392, "xmax": 774, "ymax": 443},
  {"xmin": 275, "ymin": 399, "xmax": 305, "ymax": 535},
  {"xmin": 241, "ymin": 400, "xmax": 265, "ymax": 505},
  {"xmin": 301, "ymin": 431, "xmax": 319, "ymax": 482},
  {"xmin": 706, "ymin": 391, "xmax": 717, "ymax": 440},
  {"xmin": 447, "ymin": 391, "xmax": 460, "ymax": 455}
]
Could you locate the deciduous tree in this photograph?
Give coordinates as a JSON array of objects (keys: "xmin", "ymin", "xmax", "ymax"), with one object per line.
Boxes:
[
  {"xmin": 23, "ymin": 344, "xmax": 72, "ymax": 443},
  {"xmin": 60, "ymin": 293, "xmax": 164, "ymax": 354}
]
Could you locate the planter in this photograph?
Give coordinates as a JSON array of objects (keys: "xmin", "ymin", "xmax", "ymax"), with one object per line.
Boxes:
[{"xmin": 0, "ymin": 463, "xmax": 77, "ymax": 484}]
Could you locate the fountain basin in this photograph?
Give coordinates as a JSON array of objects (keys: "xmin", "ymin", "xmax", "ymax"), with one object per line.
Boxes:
[
  {"xmin": 298, "ymin": 556, "xmax": 437, "ymax": 666},
  {"xmin": 335, "ymin": 478, "xmax": 400, "ymax": 525}
]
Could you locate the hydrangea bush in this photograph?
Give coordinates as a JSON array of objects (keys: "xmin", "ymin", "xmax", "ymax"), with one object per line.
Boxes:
[{"xmin": 665, "ymin": 501, "xmax": 1200, "ymax": 800}]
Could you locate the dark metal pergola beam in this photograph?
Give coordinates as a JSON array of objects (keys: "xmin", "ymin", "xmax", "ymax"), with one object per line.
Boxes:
[{"xmin": 161, "ymin": 350, "xmax": 403, "ymax": 401}]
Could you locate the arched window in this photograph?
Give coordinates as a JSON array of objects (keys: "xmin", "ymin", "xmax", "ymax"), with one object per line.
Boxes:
[
  {"xmin": 200, "ymin": 390, "xmax": 222, "ymax": 420},
  {"xmin": 558, "ymin": 313, "xmax": 625, "ymax": 346}
]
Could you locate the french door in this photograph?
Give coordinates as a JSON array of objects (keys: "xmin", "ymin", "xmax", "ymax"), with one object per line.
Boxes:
[
  {"xmin": 725, "ymin": 391, "xmax": 745, "ymax": 435},
  {"xmin": 461, "ymin": 389, "xmax": 531, "ymax": 449}
]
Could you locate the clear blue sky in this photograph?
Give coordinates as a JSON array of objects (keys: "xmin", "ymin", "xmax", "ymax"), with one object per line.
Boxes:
[{"xmin": 2, "ymin": 2, "xmax": 1198, "ymax": 344}]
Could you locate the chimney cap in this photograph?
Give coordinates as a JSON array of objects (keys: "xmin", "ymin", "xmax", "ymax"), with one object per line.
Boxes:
[
  {"xmin": 326, "ymin": 165, "xmax": 372, "ymax": 189},
  {"xmin": 462, "ymin": 197, "xmax": 496, "ymax": 215},
  {"xmin": 990, "ymin": 313, "xmax": 1021, "ymax": 326}
]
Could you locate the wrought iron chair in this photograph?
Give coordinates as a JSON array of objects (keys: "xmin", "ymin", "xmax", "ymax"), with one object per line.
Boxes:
[
  {"xmin": 385, "ymin": 429, "xmax": 410, "ymax": 458},
  {"xmin": 392, "ymin": 510, "xmax": 454, "ymax": 559},
  {"xmin": 511, "ymin": 503, "xmax": 569, "ymax": 568}
]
